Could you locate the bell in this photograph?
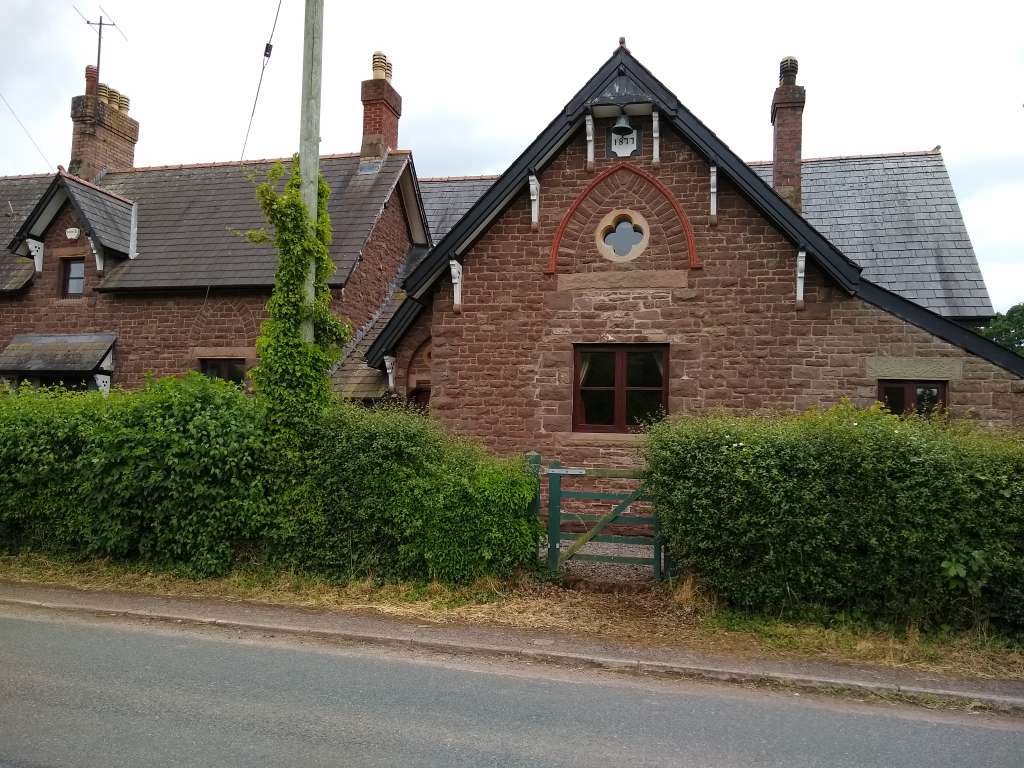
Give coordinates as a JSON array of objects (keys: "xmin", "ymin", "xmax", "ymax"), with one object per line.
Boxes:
[{"xmin": 611, "ymin": 113, "xmax": 633, "ymax": 136}]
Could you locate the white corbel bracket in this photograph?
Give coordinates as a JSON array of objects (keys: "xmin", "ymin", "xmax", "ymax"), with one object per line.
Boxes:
[
  {"xmin": 652, "ymin": 110, "xmax": 660, "ymax": 166},
  {"xmin": 88, "ymin": 236, "xmax": 104, "ymax": 274},
  {"xmin": 449, "ymin": 259, "xmax": 463, "ymax": 313},
  {"xmin": 383, "ymin": 355, "xmax": 397, "ymax": 393},
  {"xmin": 795, "ymin": 249, "xmax": 807, "ymax": 310},
  {"xmin": 585, "ymin": 115, "xmax": 595, "ymax": 171},
  {"xmin": 93, "ymin": 373, "xmax": 111, "ymax": 396},
  {"xmin": 26, "ymin": 239, "xmax": 44, "ymax": 273},
  {"xmin": 528, "ymin": 174, "xmax": 540, "ymax": 231},
  {"xmin": 709, "ymin": 164, "xmax": 718, "ymax": 226}
]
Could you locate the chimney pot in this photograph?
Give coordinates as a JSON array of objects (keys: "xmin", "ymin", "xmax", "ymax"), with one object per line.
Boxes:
[
  {"xmin": 779, "ymin": 56, "xmax": 799, "ymax": 85},
  {"xmin": 84, "ymin": 65, "xmax": 98, "ymax": 96},
  {"xmin": 372, "ymin": 51, "xmax": 388, "ymax": 80}
]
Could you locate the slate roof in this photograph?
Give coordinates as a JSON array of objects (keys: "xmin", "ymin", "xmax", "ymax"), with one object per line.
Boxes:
[
  {"xmin": 330, "ymin": 291, "xmax": 404, "ymax": 398},
  {"xmin": 0, "ymin": 153, "xmax": 412, "ymax": 292},
  {"xmin": 416, "ymin": 152, "xmax": 989, "ymax": 319},
  {"xmin": 749, "ymin": 152, "xmax": 992, "ymax": 318},
  {"xmin": 331, "ymin": 245, "xmax": 429, "ymax": 399},
  {"xmin": 420, "ymin": 177, "xmax": 498, "ymax": 241},
  {"xmin": 63, "ymin": 174, "xmax": 133, "ymax": 255},
  {"xmin": 0, "ymin": 333, "xmax": 116, "ymax": 373},
  {"xmin": 98, "ymin": 152, "xmax": 411, "ymax": 290},
  {"xmin": 0, "ymin": 174, "xmax": 50, "ymax": 292}
]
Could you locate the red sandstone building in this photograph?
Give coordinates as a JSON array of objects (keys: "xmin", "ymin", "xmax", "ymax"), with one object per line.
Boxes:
[{"xmin": 2, "ymin": 46, "xmax": 1022, "ymax": 460}]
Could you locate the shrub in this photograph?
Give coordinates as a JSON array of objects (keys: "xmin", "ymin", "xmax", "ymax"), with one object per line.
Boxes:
[
  {"xmin": 0, "ymin": 378, "xmax": 539, "ymax": 583},
  {"xmin": 0, "ymin": 375, "xmax": 273, "ymax": 575},
  {"xmin": 277, "ymin": 400, "xmax": 540, "ymax": 583},
  {"xmin": 644, "ymin": 403, "xmax": 1024, "ymax": 632}
]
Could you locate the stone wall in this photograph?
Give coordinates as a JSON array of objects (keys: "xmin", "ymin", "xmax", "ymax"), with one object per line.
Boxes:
[
  {"xmin": 0, "ymin": 189, "xmax": 410, "ymax": 389},
  {"xmin": 398, "ymin": 116, "xmax": 1022, "ymax": 468}
]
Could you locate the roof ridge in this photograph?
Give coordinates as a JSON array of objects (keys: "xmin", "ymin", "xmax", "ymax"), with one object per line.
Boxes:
[
  {"xmin": 0, "ymin": 171, "xmax": 53, "ymax": 181},
  {"xmin": 420, "ymin": 174, "xmax": 501, "ymax": 182},
  {"xmin": 747, "ymin": 148, "xmax": 942, "ymax": 167},
  {"xmin": 59, "ymin": 169, "xmax": 134, "ymax": 205},
  {"xmin": 104, "ymin": 150, "xmax": 413, "ymax": 175}
]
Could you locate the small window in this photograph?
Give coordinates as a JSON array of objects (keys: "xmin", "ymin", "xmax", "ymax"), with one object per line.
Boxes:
[
  {"xmin": 62, "ymin": 258, "xmax": 85, "ymax": 297},
  {"xmin": 877, "ymin": 380, "xmax": 947, "ymax": 415},
  {"xmin": 200, "ymin": 358, "xmax": 247, "ymax": 384},
  {"xmin": 573, "ymin": 345, "xmax": 667, "ymax": 432}
]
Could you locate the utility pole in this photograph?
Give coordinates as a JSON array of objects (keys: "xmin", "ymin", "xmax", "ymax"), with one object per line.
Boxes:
[{"xmin": 298, "ymin": 0, "xmax": 324, "ymax": 342}]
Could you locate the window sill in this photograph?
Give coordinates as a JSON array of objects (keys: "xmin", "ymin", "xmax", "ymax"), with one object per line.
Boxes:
[{"xmin": 559, "ymin": 431, "xmax": 646, "ymax": 446}]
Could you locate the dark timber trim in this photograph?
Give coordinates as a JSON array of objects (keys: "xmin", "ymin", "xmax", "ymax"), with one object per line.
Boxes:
[{"xmin": 367, "ymin": 48, "xmax": 1021, "ymax": 380}]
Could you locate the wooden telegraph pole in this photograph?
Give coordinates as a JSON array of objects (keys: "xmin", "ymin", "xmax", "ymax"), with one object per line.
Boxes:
[{"xmin": 298, "ymin": 0, "xmax": 324, "ymax": 342}]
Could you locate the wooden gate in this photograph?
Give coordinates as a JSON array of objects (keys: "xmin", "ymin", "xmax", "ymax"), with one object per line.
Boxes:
[{"xmin": 528, "ymin": 453, "xmax": 670, "ymax": 580}]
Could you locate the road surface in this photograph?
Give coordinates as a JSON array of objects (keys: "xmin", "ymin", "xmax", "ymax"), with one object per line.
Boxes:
[{"xmin": 0, "ymin": 605, "xmax": 1021, "ymax": 767}]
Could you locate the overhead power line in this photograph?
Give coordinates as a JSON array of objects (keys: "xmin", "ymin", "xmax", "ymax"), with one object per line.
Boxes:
[
  {"xmin": 0, "ymin": 91, "xmax": 53, "ymax": 170},
  {"xmin": 241, "ymin": 0, "xmax": 284, "ymax": 161}
]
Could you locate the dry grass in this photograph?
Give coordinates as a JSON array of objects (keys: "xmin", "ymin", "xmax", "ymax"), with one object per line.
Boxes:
[{"xmin": 1, "ymin": 552, "xmax": 1021, "ymax": 681}]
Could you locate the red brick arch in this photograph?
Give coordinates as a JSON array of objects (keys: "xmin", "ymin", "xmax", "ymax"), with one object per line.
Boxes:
[{"xmin": 545, "ymin": 162, "xmax": 700, "ymax": 274}]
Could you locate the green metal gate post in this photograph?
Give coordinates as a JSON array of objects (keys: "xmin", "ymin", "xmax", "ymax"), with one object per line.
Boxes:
[{"xmin": 546, "ymin": 459, "xmax": 561, "ymax": 577}]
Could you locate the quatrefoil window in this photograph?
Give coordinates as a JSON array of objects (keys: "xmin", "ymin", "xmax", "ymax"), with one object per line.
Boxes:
[{"xmin": 594, "ymin": 209, "xmax": 650, "ymax": 263}]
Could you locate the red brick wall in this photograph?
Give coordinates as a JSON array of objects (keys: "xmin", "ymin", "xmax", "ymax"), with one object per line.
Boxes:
[
  {"xmin": 398, "ymin": 116, "xmax": 1023, "ymax": 469},
  {"xmin": 360, "ymin": 79, "xmax": 402, "ymax": 156},
  {"xmin": 69, "ymin": 95, "xmax": 139, "ymax": 180},
  {"xmin": 339, "ymin": 192, "xmax": 412, "ymax": 334},
  {"xmin": 0, "ymin": 193, "xmax": 409, "ymax": 389}
]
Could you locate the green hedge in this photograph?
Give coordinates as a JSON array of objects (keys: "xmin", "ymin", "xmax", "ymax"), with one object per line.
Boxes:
[
  {"xmin": 273, "ymin": 401, "xmax": 540, "ymax": 582},
  {"xmin": 644, "ymin": 404, "xmax": 1024, "ymax": 632},
  {"xmin": 0, "ymin": 375, "xmax": 539, "ymax": 582}
]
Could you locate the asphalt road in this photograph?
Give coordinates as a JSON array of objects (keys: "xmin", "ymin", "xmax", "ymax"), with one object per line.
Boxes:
[{"xmin": 1, "ymin": 609, "xmax": 1022, "ymax": 768}]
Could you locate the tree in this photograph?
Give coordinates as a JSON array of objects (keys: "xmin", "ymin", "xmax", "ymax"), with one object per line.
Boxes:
[{"xmin": 979, "ymin": 302, "xmax": 1024, "ymax": 355}]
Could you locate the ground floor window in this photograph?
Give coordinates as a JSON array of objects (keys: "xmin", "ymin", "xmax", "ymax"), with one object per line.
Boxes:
[
  {"xmin": 200, "ymin": 358, "xmax": 247, "ymax": 384},
  {"xmin": 877, "ymin": 379, "xmax": 947, "ymax": 415},
  {"xmin": 3, "ymin": 374, "xmax": 92, "ymax": 390},
  {"xmin": 573, "ymin": 344, "xmax": 668, "ymax": 432}
]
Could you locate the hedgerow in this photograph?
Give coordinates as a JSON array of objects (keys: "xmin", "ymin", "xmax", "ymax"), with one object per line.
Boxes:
[
  {"xmin": 644, "ymin": 403, "xmax": 1024, "ymax": 632},
  {"xmin": 0, "ymin": 377, "xmax": 539, "ymax": 582}
]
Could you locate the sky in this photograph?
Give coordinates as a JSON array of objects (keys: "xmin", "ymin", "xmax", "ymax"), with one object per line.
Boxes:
[{"xmin": 2, "ymin": 0, "xmax": 1022, "ymax": 312}]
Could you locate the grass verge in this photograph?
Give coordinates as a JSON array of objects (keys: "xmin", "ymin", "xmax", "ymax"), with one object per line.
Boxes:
[{"xmin": 1, "ymin": 552, "xmax": 1021, "ymax": 681}]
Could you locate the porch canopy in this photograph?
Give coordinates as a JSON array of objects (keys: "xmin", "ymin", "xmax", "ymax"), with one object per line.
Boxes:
[{"xmin": 0, "ymin": 333, "xmax": 116, "ymax": 384}]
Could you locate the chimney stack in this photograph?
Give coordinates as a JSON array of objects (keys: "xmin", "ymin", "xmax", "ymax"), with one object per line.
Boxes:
[
  {"xmin": 361, "ymin": 52, "xmax": 401, "ymax": 158},
  {"xmin": 770, "ymin": 56, "xmax": 805, "ymax": 211},
  {"xmin": 69, "ymin": 65, "xmax": 139, "ymax": 181}
]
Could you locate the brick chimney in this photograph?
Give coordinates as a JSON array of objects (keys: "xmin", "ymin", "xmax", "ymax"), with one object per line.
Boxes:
[
  {"xmin": 360, "ymin": 52, "xmax": 401, "ymax": 158},
  {"xmin": 770, "ymin": 56, "xmax": 805, "ymax": 211},
  {"xmin": 69, "ymin": 65, "xmax": 140, "ymax": 180}
]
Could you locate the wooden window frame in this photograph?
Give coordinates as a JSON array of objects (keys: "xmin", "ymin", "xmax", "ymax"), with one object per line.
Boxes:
[
  {"xmin": 877, "ymin": 379, "xmax": 948, "ymax": 415},
  {"xmin": 62, "ymin": 258, "xmax": 85, "ymax": 297},
  {"xmin": 572, "ymin": 344, "xmax": 668, "ymax": 433}
]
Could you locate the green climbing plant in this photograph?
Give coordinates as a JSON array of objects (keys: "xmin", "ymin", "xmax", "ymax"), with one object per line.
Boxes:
[{"xmin": 247, "ymin": 157, "xmax": 351, "ymax": 430}]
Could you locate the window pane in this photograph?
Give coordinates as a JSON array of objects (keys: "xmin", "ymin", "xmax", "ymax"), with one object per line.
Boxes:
[
  {"xmin": 579, "ymin": 351, "xmax": 614, "ymax": 387},
  {"xmin": 915, "ymin": 386, "xmax": 941, "ymax": 414},
  {"xmin": 201, "ymin": 358, "xmax": 246, "ymax": 384},
  {"xmin": 68, "ymin": 261, "xmax": 85, "ymax": 278},
  {"xmin": 626, "ymin": 350, "xmax": 664, "ymax": 387},
  {"xmin": 66, "ymin": 277, "xmax": 84, "ymax": 295},
  {"xmin": 626, "ymin": 389, "xmax": 664, "ymax": 426},
  {"xmin": 580, "ymin": 389, "xmax": 615, "ymax": 425},
  {"xmin": 880, "ymin": 385, "xmax": 906, "ymax": 413}
]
